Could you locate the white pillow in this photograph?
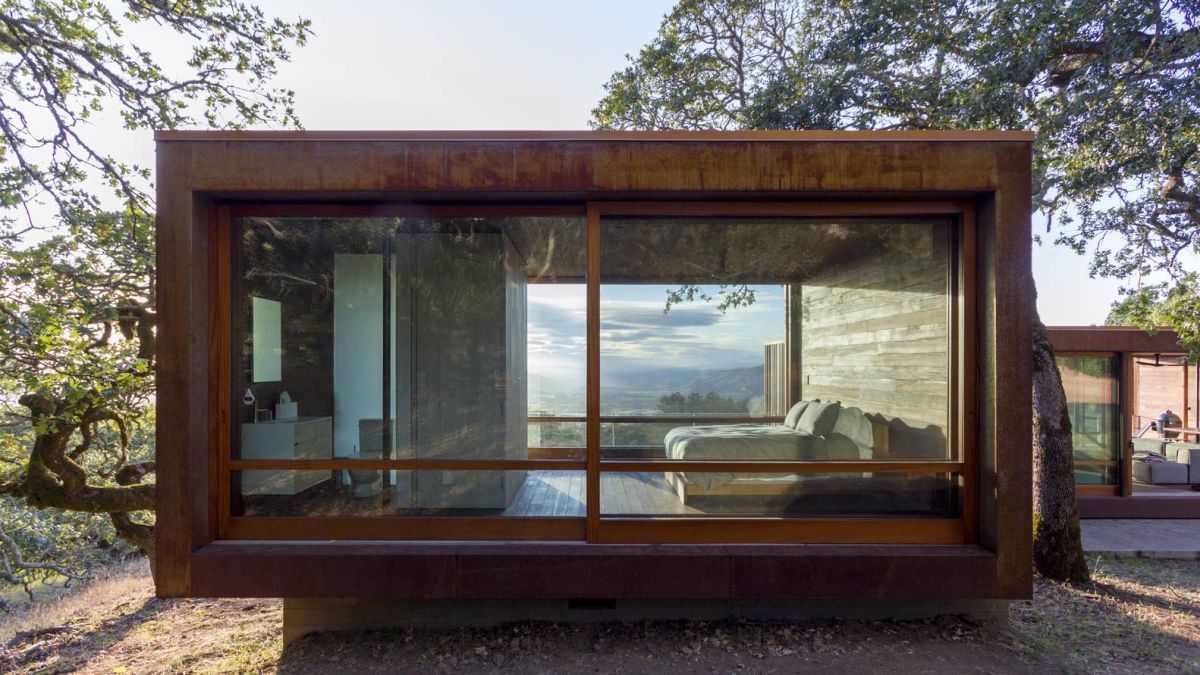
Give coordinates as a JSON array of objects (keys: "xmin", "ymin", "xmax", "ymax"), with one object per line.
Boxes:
[
  {"xmin": 833, "ymin": 406, "xmax": 875, "ymax": 449},
  {"xmin": 783, "ymin": 400, "xmax": 811, "ymax": 429},
  {"xmin": 797, "ymin": 400, "xmax": 841, "ymax": 436}
]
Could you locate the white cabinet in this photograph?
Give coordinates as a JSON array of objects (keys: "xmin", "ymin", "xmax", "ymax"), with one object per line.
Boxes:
[{"xmin": 240, "ymin": 416, "xmax": 333, "ymax": 495}]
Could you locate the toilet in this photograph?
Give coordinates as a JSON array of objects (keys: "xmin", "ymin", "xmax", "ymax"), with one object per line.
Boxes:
[
  {"xmin": 348, "ymin": 419, "xmax": 387, "ymax": 498},
  {"xmin": 347, "ymin": 451, "xmax": 382, "ymax": 498}
]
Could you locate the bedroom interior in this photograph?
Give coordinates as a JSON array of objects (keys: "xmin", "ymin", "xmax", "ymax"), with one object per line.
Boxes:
[{"xmin": 232, "ymin": 211, "xmax": 956, "ymax": 520}]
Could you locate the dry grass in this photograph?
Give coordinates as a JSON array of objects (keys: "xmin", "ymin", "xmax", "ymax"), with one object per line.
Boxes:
[
  {"xmin": 1, "ymin": 563, "xmax": 282, "ymax": 674},
  {"xmin": 0, "ymin": 555, "xmax": 1195, "ymax": 674},
  {"xmin": 0, "ymin": 558, "xmax": 152, "ymax": 642},
  {"xmin": 1009, "ymin": 556, "xmax": 1200, "ymax": 673}
]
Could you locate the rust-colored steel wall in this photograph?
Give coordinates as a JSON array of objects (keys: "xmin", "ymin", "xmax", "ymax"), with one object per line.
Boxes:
[{"xmin": 155, "ymin": 132, "xmax": 1034, "ymax": 601}]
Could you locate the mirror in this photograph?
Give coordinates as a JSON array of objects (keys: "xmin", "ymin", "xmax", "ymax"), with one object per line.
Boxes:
[{"xmin": 251, "ymin": 296, "xmax": 282, "ymax": 382}]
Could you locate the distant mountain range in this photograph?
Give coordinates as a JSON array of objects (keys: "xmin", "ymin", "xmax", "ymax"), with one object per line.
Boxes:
[
  {"xmin": 683, "ymin": 366, "xmax": 763, "ymax": 400},
  {"xmin": 530, "ymin": 364, "xmax": 766, "ymax": 414},
  {"xmin": 600, "ymin": 365, "xmax": 764, "ymax": 399}
]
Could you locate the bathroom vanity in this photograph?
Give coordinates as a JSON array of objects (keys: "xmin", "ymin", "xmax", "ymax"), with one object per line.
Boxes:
[{"xmin": 240, "ymin": 416, "xmax": 333, "ymax": 495}]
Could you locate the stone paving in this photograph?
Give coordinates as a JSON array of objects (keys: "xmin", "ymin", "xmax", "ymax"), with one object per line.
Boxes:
[{"xmin": 1081, "ymin": 519, "xmax": 1200, "ymax": 559}]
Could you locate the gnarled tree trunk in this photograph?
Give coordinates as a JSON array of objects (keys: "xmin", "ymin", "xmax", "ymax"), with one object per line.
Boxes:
[
  {"xmin": 9, "ymin": 394, "xmax": 156, "ymax": 566},
  {"xmin": 1032, "ymin": 310, "xmax": 1089, "ymax": 583}
]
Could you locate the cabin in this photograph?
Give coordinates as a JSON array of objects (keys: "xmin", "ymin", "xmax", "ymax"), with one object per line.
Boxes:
[
  {"xmin": 154, "ymin": 131, "xmax": 1033, "ymax": 636},
  {"xmin": 1049, "ymin": 326, "xmax": 1200, "ymax": 518}
]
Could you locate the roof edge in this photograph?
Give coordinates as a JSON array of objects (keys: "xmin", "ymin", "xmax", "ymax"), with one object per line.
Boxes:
[
  {"xmin": 153, "ymin": 129, "xmax": 1036, "ymax": 143},
  {"xmin": 1046, "ymin": 325, "xmax": 1177, "ymax": 333}
]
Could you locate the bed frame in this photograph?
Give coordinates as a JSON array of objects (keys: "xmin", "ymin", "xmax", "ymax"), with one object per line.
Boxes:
[{"xmin": 665, "ymin": 421, "xmax": 891, "ymax": 504}]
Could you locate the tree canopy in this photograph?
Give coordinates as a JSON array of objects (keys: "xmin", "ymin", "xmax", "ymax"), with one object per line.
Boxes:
[
  {"xmin": 659, "ymin": 391, "xmax": 751, "ymax": 414},
  {"xmin": 0, "ymin": 1, "xmax": 309, "ymax": 583},
  {"xmin": 594, "ymin": 0, "xmax": 1200, "ymax": 354}
]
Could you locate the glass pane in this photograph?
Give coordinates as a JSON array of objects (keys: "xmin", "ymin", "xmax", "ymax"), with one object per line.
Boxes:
[
  {"xmin": 600, "ymin": 422, "xmax": 687, "ymax": 456},
  {"xmin": 234, "ymin": 469, "xmax": 585, "ymax": 517},
  {"xmin": 528, "ymin": 282, "xmax": 586, "ymax": 430},
  {"xmin": 528, "ymin": 421, "xmax": 585, "ymax": 450},
  {"xmin": 234, "ymin": 214, "xmax": 586, "ymax": 515},
  {"xmin": 1074, "ymin": 465, "xmax": 1118, "ymax": 486},
  {"xmin": 1057, "ymin": 356, "xmax": 1120, "ymax": 463},
  {"xmin": 526, "ymin": 280, "xmax": 586, "ymax": 455},
  {"xmin": 599, "ymin": 216, "xmax": 953, "ymax": 463},
  {"xmin": 599, "ymin": 472, "xmax": 959, "ymax": 517},
  {"xmin": 237, "ymin": 217, "xmax": 390, "ymax": 462},
  {"xmin": 390, "ymin": 217, "xmax": 584, "ymax": 463}
]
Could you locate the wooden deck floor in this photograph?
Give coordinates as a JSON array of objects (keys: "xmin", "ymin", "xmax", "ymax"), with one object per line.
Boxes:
[
  {"xmin": 1132, "ymin": 483, "xmax": 1200, "ymax": 498},
  {"xmin": 504, "ymin": 471, "xmax": 700, "ymax": 516}
]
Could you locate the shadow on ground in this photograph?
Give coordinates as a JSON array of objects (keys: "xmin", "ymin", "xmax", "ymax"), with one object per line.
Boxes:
[
  {"xmin": 272, "ymin": 557, "xmax": 1199, "ymax": 675},
  {"xmin": 2, "ymin": 556, "xmax": 1196, "ymax": 674},
  {"xmin": 4, "ymin": 596, "xmax": 172, "ymax": 671},
  {"xmin": 277, "ymin": 615, "xmax": 1032, "ymax": 675}
]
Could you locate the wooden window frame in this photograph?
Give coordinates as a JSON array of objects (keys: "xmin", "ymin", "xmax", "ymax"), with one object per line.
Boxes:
[
  {"xmin": 588, "ymin": 201, "xmax": 975, "ymax": 545},
  {"xmin": 217, "ymin": 204, "xmax": 588, "ymax": 541},
  {"xmin": 212, "ymin": 200, "xmax": 976, "ymax": 545}
]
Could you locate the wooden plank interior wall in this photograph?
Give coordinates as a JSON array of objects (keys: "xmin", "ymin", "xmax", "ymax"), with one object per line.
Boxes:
[
  {"xmin": 798, "ymin": 229, "xmax": 950, "ymax": 457},
  {"xmin": 1134, "ymin": 360, "xmax": 1191, "ymax": 431}
]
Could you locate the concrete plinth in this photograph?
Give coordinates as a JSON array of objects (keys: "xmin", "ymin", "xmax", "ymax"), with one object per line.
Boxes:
[{"xmin": 282, "ymin": 597, "xmax": 1010, "ymax": 646}]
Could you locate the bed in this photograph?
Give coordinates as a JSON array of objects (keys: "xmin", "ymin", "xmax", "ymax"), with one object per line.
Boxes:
[{"xmin": 662, "ymin": 400, "xmax": 889, "ymax": 503}]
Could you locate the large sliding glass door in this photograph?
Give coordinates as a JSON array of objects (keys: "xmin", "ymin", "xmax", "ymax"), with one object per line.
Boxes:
[
  {"xmin": 589, "ymin": 204, "xmax": 967, "ymax": 543},
  {"xmin": 1057, "ymin": 355, "xmax": 1122, "ymax": 489},
  {"xmin": 218, "ymin": 203, "xmax": 973, "ymax": 544},
  {"xmin": 226, "ymin": 207, "xmax": 588, "ymax": 539}
]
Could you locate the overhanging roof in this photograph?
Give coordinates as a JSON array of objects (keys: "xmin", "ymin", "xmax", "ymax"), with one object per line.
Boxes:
[
  {"xmin": 153, "ymin": 129, "xmax": 1036, "ymax": 143},
  {"xmin": 1047, "ymin": 326, "xmax": 1183, "ymax": 353}
]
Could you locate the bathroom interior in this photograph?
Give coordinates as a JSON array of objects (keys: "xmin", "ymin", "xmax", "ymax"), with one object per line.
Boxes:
[{"xmin": 232, "ymin": 215, "xmax": 558, "ymax": 516}]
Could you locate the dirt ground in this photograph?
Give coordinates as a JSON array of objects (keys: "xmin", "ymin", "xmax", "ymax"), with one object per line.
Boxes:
[{"xmin": 1, "ymin": 555, "xmax": 1196, "ymax": 674}]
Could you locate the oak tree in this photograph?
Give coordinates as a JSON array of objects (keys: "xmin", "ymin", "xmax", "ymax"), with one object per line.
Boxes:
[{"xmin": 0, "ymin": 1, "xmax": 309, "ymax": 582}]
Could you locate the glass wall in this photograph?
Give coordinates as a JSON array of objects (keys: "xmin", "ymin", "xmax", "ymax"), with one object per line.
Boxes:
[
  {"xmin": 599, "ymin": 472, "xmax": 959, "ymax": 517},
  {"xmin": 527, "ymin": 282, "xmax": 587, "ymax": 458},
  {"xmin": 1057, "ymin": 355, "xmax": 1120, "ymax": 486},
  {"xmin": 224, "ymin": 206, "xmax": 967, "ymax": 540},
  {"xmin": 597, "ymin": 215, "xmax": 957, "ymax": 518},
  {"xmin": 232, "ymin": 213, "xmax": 586, "ymax": 519}
]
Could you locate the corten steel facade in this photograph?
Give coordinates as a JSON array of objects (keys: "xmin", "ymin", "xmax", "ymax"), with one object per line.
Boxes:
[{"xmin": 155, "ymin": 131, "xmax": 1034, "ymax": 601}]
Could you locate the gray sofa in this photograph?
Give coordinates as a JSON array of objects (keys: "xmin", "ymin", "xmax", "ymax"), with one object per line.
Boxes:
[
  {"xmin": 1132, "ymin": 437, "xmax": 1166, "ymax": 455},
  {"xmin": 1165, "ymin": 442, "xmax": 1200, "ymax": 484},
  {"xmin": 1132, "ymin": 438, "xmax": 1198, "ymax": 485}
]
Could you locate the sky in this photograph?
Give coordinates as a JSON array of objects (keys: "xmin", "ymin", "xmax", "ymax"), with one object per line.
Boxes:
[
  {"xmin": 528, "ymin": 283, "xmax": 785, "ymax": 391},
  {"xmin": 89, "ymin": 0, "xmax": 1123, "ymax": 329}
]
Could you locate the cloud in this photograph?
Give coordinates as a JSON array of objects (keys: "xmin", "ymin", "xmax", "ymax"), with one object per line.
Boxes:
[
  {"xmin": 601, "ymin": 304, "xmax": 722, "ymax": 329},
  {"xmin": 600, "ymin": 328, "xmax": 657, "ymax": 343},
  {"xmin": 527, "ymin": 284, "xmax": 785, "ymax": 376},
  {"xmin": 527, "ymin": 288, "xmax": 586, "ymax": 382}
]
